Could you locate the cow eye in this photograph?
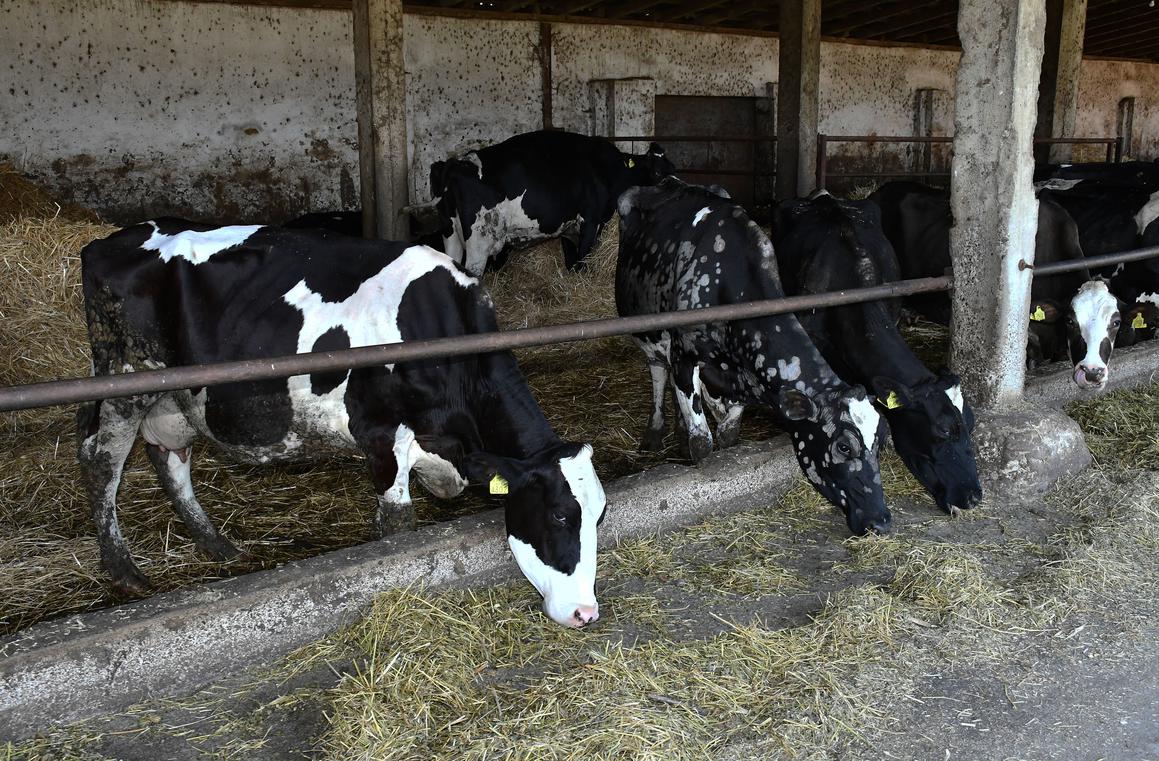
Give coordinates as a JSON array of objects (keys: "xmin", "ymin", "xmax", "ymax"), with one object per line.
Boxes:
[
  {"xmin": 836, "ymin": 441, "xmax": 852, "ymax": 457},
  {"xmin": 552, "ymin": 511, "xmax": 568, "ymax": 526},
  {"xmin": 1111, "ymin": 318, "xmax": 1121, "ymax": 328}
]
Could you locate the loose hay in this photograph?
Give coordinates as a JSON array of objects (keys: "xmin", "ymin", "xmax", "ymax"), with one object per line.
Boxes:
[
  {"xmin": 1066, "ymin": 384, "xmax": 1159, "ymax": 471},
  {"xmin": 0, "ymin": 163, "xmax": 101, "ymax": 225}
]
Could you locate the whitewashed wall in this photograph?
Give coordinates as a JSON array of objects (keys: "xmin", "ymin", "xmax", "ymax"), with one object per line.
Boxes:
[{"xmin": 2, "ymin": 0, "xmax": 1158, "ymax": 222}]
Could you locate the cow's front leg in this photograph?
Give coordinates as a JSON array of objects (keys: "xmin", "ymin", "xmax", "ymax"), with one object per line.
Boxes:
[
  {"xmin": 672, "ymin": 359, "xmax": 714, "ymax": 463},
  {"xmin": 367, "ymin": 424, "xmax": 417, "ymax": 536},
  {"xmin": 703, "ymin": 389, "xmax": 746, "ymax": 449}
]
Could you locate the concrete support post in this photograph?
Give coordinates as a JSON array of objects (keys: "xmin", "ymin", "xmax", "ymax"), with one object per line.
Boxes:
[
  {"xmin": 775, "ymin": 0, "xmax": 821, "ymax": 199},
  {"xmin": 353, "ymin": 0, "xmax": 408, "ymax": 240},
  {"xmin": 1035, "ymin": 0, "xmax": 1088, "ymax": 164},
  {"xmin": 949, "ymin": 0, "xmax": 1046, "ymax": 409}
]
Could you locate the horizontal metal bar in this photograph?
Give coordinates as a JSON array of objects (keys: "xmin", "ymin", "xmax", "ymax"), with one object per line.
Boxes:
[
  {"xmin": 0, "ymin": 276, "xmax": 952, "ymax": 413},
  {"xmin": 680, "ymin": 168, "xmax": 774, "ymax": 177},
  {"xmin": 613, "ymin": 135, "xmax": 777, "ymax": 143},
  {"xmin": 1032, "ymin": 244, "xmax": 1159, "ymax": 277},
  {"xmin": 820, "ymin": 135, "xmax": 954, "ymax": 144},
  {"xmin": 823, "ymin": 171, "xmax": 951, "ymax": 179},
  {"xmin": 820, "ymin": 134, "xmax": 1115, "ymax": 146}
]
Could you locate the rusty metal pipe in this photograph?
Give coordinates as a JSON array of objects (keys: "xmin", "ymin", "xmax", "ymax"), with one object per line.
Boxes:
[{"xmin": 0, "ymin": 276, "xmax": 952, "ymax": 412}]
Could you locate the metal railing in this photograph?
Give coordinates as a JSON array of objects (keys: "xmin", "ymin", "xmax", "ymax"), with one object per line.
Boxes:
[
  {"xmin": 1, "ymin": 242, "xmax": 1157, "ymax": 414},
  {"xmin": 815, "ymin": 134, "xmax": 1122, "ymax": 188},
  {"xmin": 612, "ymin": 134, "xmax": 776, "ymax": 179}
]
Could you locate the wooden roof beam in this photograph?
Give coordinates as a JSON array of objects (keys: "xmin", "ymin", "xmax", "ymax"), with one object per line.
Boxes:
[
  {"xmin": 607, "ymin": 0, "xmax": 668, "ymax": 18},
  {"xmin": 845, "ymin": 7, "xmax": 958, "ymax": 40}
]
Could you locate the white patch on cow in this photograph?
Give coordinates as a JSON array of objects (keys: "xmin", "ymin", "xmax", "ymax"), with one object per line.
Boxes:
[
  {"xmin": 510, "ymin": 446, "xmax": 604, "ymax": 628},
  {"xmin": 692, "ymin": 206, "xmax": 711, "ymax": 226},
  {"xmin": 846, "ymin": 397, "xmax": 880, "ymax": 452},
  {"xmin": 1070, "ymin": 279, "xmax": 1120, "ymax": 379},
  {"xmin": 384, "ymin": 424, "xmax": 415, "ymax": 505},
  {"xmin": 1033, "ymin": 178, "xmax": 1082, "ymax": 192},
  {"xmin": 945, "ymin": 384, "xmax": 965, "ymax": 414},
  {"xmin": 142, "ymin": 222, "xmax": 263, "ymax": 265},
  {"xmin": 282, "ymin": 246, "xmax": 476, "ymax": 444},
  {"xmin": 1133, "ymin": 190, "xmax": 1159, "ymax": 235},
  {"xmin": 461, "ymin": 191, "xmax": 574, "ymax": 275},
  {"xmin": 1139, "ymin": 292, "xmax": 1159, "ymax": 307},
  {"xmin": 140, "ymin": 394, "xmax": 197, "ymax": 452},
  {"xmin": 409, "ymin": 439, "xmax": 467, "ymax": 499},
  {"xmin": 465, "ymin": 153, "xmax": 484, "ymax": 178},
  {"xmin": 674, "ymin": 365, "xmax": 713, "ymax": 448},
  {"xmin": 777, "ymin": 356, "xmax": 801, "ymax": 382},
  {"xmin": 713, "ymin": 234, "xmax": 726, "ymax": 253}
]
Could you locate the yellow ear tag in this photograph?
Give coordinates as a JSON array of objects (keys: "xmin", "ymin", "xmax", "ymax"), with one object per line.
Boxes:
[
  {"xmin": 1133, "ymin": 312, "xmax": 1148, "ymax": 329},
  {"xmin": 884, "ymin": 391, "xmax": 902, "ymax": 410},
  {"xmin": 627, "ymin": 158, "xmax": 635, "ymax": 168},
  {"xmin": 489, "ymin": 474, "xmax": 509, "ymax": 495},
  {"xmin": 1030, "ymin": 306, "xmax": 1047, "ymax": 322}
]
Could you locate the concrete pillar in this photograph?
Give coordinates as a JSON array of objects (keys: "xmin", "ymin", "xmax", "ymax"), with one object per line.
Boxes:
[
  {"xmin": 1035, "ymin": 0, "xmax": 1088, "ymax": 164},
  {"xmin": 353, "ymin": 0, "xmax": 408, "ymax": 239},
  {"xmin": 775, "ymin": 0, "xmax": 821, "ymax": 199},
  {"xmin": 948, "ymin": 0, "xmax": 1046, "ymax": 409}
]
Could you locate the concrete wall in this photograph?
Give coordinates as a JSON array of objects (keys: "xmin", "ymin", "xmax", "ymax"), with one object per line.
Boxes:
[
  {"xmin": 3, "ymin": 0, "xmax": 1159, "ymax": 223},
  {"xmin": 0, "ymin": 0, "xmax": 358, "ymax": 224}
]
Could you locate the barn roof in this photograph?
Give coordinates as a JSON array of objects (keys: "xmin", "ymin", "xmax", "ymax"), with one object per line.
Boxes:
[{"xmin": 399, "ymin": 0, "xmax": 1159, "ymax": 62}]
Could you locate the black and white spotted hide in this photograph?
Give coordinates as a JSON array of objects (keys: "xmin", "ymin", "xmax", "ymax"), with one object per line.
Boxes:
[
  {"xmin": 616, "ymin": 178, "xmax": 891, "ymax": 535},
  {"xmin": 771, "ymin": 193, "xmax": 982, "ymax": 514},
  {"xmin": 77, "ymin": 220, "xmax": 606, "ymax": 627},
  {"xmin": 431, "ymin": 129, "xmax": 675, "ymax": 275}
]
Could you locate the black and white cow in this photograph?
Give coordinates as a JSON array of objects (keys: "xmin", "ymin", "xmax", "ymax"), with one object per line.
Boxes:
[
  {"xmin": 431, "ymin": 130, "xmax": 675, "ymax": 275},
  {"xmin": 772, "ymin": 193, "xmax": 982, "ymax": 514},
  {"xmin": 616, "ymin": 178, "xmax": 890, "ymax": 536},
  {"xmin": 78, "ymin": 220, "xmax": 607, "ymax": 628},
  {"xmin": 870, "ymin": 181, "xmax": 1129, "ymax": 389},
  {"xmin": 1036, "ymin": 179, "xmax": 1159, "ymax": 336}
]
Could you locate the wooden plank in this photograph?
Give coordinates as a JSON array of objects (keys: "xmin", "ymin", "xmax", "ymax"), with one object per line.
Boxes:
[{"xmin": 353, "ymin": 0, "xmax": 409, "ymax": 239}]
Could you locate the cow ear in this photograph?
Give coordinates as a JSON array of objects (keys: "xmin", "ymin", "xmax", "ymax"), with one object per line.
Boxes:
[
  {"xmin": 1126, "ymin": 302, "xmax": 1155, "ymax": 331},
  {"xmin": 871, "ymin": 376, "xmax": 914, "ymax": 410},
  {"xmin": 1028, "ymin": 299, "xmax": 1062, "ymax": 323},
  {"xmin": 463, "ymin": 452, "xmax": 532, "ymax": 493},
  {"xmin": 778, "ymin": 388, "xmax": 819, "ymax": 422},
  {"xmin": 647, "ymin": 142, "xmax": 665, "ymax": 158}
]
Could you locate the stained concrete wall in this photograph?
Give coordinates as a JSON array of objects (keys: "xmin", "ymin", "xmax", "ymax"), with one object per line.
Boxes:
[
  {"xmin": 3, "ymin": 1, "xmax": 1159, "ymax": 222},
  {"xmin": 0, "ymin": 0, "xmax": 358, "ymax": 224},
  {"xmin": 1076, "ymin": 59, "xmax": 1159, "ymax": 160}
]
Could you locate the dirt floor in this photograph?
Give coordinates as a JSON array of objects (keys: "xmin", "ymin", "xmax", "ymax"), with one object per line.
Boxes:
[{"xmin": 5, "ymin": 385, "xmax": 1157, "ymax": 761}]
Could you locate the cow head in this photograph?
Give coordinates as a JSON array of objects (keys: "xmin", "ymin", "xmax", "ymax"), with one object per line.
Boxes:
[
  {"xmin": 467, "ymin": 443, "xmax": 606, "ymax": 628},
  {"xmin": 622, "ymin": 143, "xmax": 676, "ymax": 185},
  {"xmin": 1114, "ymin": 300, "xmax": 1159, "ymax": 346},
  {"xmin": 780, "ymin": 385, "xmax": 891, "ymax": 535},
  {"xmin": 1046, "ymin": 280, "xmax": 1123, "ymax": 390},
  {"xmin": 871, "ymin": 373, "xmax": 982, "ymax": 513}
]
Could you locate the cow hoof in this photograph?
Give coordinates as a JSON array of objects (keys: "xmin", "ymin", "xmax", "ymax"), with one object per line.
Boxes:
[
  {"xmin": 688, "ymin": 436, "xmax": 713, "ymax": 463},
  {"xmin": 716, "ymin": 425, "xmax": 741, "ymax": 449},
  {"xmin": 203, "ymin": 538, "xmax": 245, "ymax": 563},
  {"xmin": 640, "ymin": 428, "xmax": 666, "ymax": 453},
  {"xmin": 110, "ymin": 567, "xmax": 152, "ymax": 597}
]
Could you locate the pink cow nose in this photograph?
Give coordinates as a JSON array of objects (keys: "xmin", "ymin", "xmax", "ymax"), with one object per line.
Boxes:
[
  {"xmin": 1081, "ymin": 365, "xmax": 1107, "ymax": 384},
  {"xmin": 572, "ymin": 605, "xmax": 599, "ymax": 627}
]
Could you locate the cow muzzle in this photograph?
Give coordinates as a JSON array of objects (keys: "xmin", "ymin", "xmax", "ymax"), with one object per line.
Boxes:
[
  {"xmin": 1073, "ymin": 363, "xmax": 1107, "ymax": 389},
  {"xmin": 546, "ymin": 599, "xmax": 600, "ymax": 628}
]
